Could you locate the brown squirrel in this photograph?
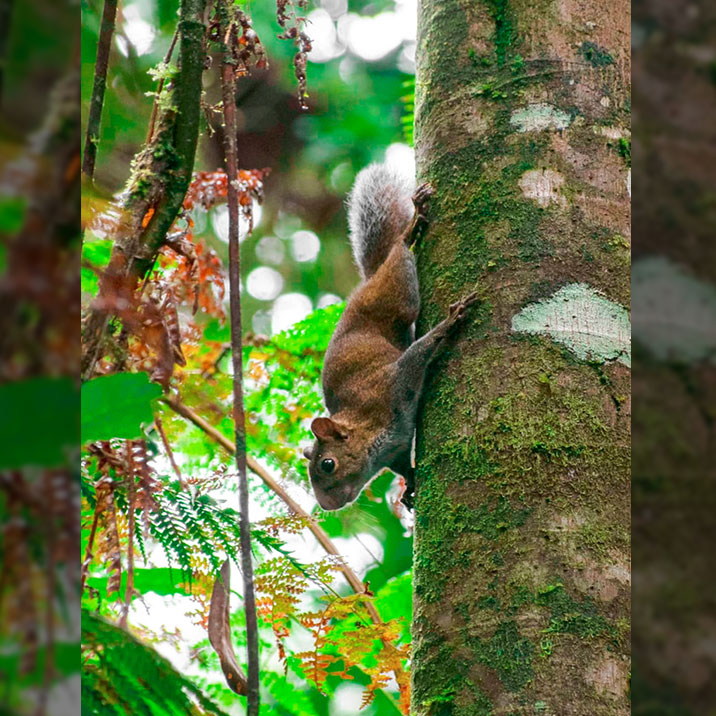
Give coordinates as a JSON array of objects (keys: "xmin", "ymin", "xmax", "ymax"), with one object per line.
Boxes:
[{"xmin": 303, "ymin": 164, "xmax": 478, "ymax": 511}]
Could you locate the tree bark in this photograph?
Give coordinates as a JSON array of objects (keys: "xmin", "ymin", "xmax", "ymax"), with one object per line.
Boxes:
[{"xmin": 411, "ymin": 1, "xmax": 630, "ymax": 714}]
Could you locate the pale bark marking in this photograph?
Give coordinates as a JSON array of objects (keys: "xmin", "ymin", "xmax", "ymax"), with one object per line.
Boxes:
[
  {"xmin": 518, "ymin": 169, "xmax": 567, "ymax": 207},
  {"xmin": 511, "ymin": 283, "xmax": 631, "ymax": 366},
  {"xmin": 510, "ymin": 104, "xmax": 572, "ymax": 133}
]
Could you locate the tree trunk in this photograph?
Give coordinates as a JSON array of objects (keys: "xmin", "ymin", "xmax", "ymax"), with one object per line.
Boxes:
[{"xmin": 410, "ymin": 2, "xmax": 630, "ymax": 714}]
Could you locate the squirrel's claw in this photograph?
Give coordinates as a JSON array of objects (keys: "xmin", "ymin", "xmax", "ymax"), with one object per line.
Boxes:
[
  {"xmin": 448, "ymin": 291, "xmax": 480, "ymax": 324},
  {"xmin": 399, "ymin": 466, "xmax": 416, "ymax": 512},
  {"xmin": 407, "ymin": 183, "xmax": 434, "ymax": 249},
  {"xmin": 412, "ymin": 182, "xmax": 434, "ymax": 209},
  {"xmin": 400, "ymin": 491, "xmax": 415, "ymax": 512}
]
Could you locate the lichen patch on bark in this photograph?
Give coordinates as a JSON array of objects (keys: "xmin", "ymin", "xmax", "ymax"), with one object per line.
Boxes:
[
  {"xmin": 518, "ymin": 168, "xmax": 567, "ymax": 207},
  {"xmin": 511, "ymin": 283, "xmax": 631, "ymax": 366},
  {"xmin": 510, "ymin": 103, "xmax": 572, "ymax": 132}
]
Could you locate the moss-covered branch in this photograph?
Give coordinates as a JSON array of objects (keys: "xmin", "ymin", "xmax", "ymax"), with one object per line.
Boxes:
[{"xmin": 81, "ymin": 0, "xmax": 207, "ymax": 379}]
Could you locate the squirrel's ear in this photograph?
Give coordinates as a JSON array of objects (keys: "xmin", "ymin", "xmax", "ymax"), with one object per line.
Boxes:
[
  {"xmin": 311, "ymin": 417, "xmax": 348, "ymax": 441},
  {"xmin": 302, "ymin": 446, "xmax": 314, "ymax": 460}
]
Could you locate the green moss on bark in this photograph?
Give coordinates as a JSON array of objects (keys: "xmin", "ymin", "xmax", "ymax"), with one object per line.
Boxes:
[
  {"xmin": 412, "ymin": 0, "xmax": 630, "ymax": 713},
  {"xmin": 466, "ymin": 620, "xmax": 535, "ymax": 691},
  {"xmin": 414, "ymin": 473, "xmax": 531, "ymax": 604},
  {"xmin": 412, "ymin": 629, "xmax": 495, "ymax": 716}
]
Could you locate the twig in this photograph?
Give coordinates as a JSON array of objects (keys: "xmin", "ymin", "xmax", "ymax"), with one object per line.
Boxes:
[
  {"xmin": 82, "ymin": 0, "xmax": 118, "ymax": 181},
  {"xmin": 244, "ymin": 332, "xmax": 322, "ymax": 359},
  {"xmin": 154, "ymin": 415, "xmax": 187, "ymax": 488},
  {"xmin": 221, "ymin": 29, "xmax": 260, "ymax": 715},
  {"xmin": 161, "ymin": 395, "xmax": 381, "ymax": 623},
  {"xmin": 146, "ymin": 28, "xmax": 179, "ymax": 144},
  {"xmin": 119, "ymin": 443, "xmax": 136, "ymax": 630}
]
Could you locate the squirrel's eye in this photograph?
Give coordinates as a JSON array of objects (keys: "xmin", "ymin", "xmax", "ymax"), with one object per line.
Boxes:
[{"xmin": 320, "ymin": 458, "xmax": 335, "ymax": 474}]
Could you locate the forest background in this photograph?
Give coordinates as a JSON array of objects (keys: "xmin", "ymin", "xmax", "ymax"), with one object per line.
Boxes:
[
  {"xmin": 78, "ymin": 1, "xmax": 421, "ymax": 714},
  {"xmin": 0, "ymin": 0, "xmax": 714, "ymax": 715}
]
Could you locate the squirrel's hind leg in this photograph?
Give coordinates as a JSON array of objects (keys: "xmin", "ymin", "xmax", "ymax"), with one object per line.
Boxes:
[{"xmin": 363, "ymin": 242, "xmax": 420, "ymax": 328}]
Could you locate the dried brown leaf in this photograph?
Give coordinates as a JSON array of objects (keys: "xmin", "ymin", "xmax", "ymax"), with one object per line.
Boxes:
[{"xmin": 208, "ymin": 560, "xmax": 247, "ymax": 695}]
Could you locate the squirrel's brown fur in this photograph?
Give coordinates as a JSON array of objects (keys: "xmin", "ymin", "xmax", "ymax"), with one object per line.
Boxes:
[{"xmin": 304, "ymin": 164, "xmax": 478, "ymax": 511}]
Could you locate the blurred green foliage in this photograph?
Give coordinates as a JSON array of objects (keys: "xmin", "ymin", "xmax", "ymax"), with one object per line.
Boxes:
[
  {"xmin": 81, "ymin": 0, "xmax": 416, "ymax": 328},
  {"xmin": 79, "ymin": 1, "xmax": 418, "ymax": 714}
]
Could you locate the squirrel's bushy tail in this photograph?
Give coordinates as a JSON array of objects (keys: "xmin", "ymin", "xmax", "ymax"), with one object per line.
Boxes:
[{"xmin": 347, "ymin": 163, "xmax": 415, "ymax": 279}]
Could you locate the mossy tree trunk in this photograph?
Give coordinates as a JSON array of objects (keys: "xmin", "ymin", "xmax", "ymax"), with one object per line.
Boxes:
[{"xmin": 410, "ymin": 1, "xmax": 630, "ymax": 714}]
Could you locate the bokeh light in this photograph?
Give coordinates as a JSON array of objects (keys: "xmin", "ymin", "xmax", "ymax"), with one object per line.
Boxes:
[
  {"xmin": 116, "ymin": 3, "xmax": 155, "ymax": 56},
  {"xmin": 384, "ymin": 142, "xmax": 416, "ymax": 182},
  {"xmin": 246, "ymin": 266, "xmax": 284, "ymax": 301},
  {"xmin": 306, "ymin": 8, "xmax": 344, "ymax": 63},
  {"xmin": 290, "ymin": 230, "xmax": 321, "ymax": 263},
  {"xmin": 211, "ymin": 202, "xmax": 263, "ymax": 243},
  {"xmin": 317, "ymin": 292, "xmax": 342, "ymax": 309},
  {"xmin": 271, "ymin": 292, "xmax": 313, "ymax": 333},
  {"xmin": 255, "ymin": 235, "xmax": 285, "ymax": 265}
]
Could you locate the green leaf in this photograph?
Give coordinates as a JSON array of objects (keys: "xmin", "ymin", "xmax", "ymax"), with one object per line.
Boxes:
[
  {"xmin": 81, "ymin": 239, "xmax": 113, "ymax": 296},
  {"xmin": 86, "ymin": 568, "xmax": 192, "ymax": 597},
  {"xmin": 0, "ymin": 377, "xmax": 78, "ymax": 468},
  {"xmin": 81, "ymin": 238, "xmax": 113, "ymax": 266},
  {"xmin": 82, "ymin": 610, "xmax": 228, "ymax": 716},
  {"xmin": 373, "ymin": 572, "xmax": 412, "ymax": 642},
  {"xmin": 81, "ymin": 372, "xmax": 161, "ymax": 444},
  {"xmin": 81, "ymin": 266, "xmax": 99, "ymax": 295}
]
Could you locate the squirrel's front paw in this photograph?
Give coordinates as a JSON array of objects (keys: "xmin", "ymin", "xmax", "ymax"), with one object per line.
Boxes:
[
  {"xmin": 412, "ymin": 182, "xmax": 434, "ymax": 210},
  {"xmin": 448, "ymin": 291, "xmax": 480, "ymax": 325}
]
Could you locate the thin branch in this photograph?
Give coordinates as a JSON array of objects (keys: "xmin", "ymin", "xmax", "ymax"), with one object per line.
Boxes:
[
  {"xmin": 221, "ymin": 31, "xmax": 260, "ymax": 714},
  {"xmin": 154, "ymin": 415, "xmax": 187, "ymax": 488},
  {"xmin": 82, "ymin": 0, "xmax": 118, "ymax": 181},
  {"xmin": 119, "ymin": 443, "xmax": 136, "ymax": 630},
  {"xmin": 244, "ymin": 332, "xmax": 322, "ymax": 359},
  {"xmin": 146, "ymin": 28, "xmax": 179, "ymax": 144},
  {"xmin": 161, "ymin": 395, "xmax": 381, "ymax": 623}
]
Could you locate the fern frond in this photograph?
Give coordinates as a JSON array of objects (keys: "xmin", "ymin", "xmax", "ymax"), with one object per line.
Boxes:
[{"xmin": 81, "ymin": 610, "xmax": 228, "ymax": 716}]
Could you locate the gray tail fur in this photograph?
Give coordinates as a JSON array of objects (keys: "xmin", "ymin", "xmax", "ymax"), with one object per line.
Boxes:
[{"xmin": 346, "ymin": 163, "xmax": 415, "ymax": 279}]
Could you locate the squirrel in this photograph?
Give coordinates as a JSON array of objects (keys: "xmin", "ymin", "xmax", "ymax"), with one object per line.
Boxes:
[{"xmin": 303, "ymin": 163, "xmax": 478, "ymax": 512}]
